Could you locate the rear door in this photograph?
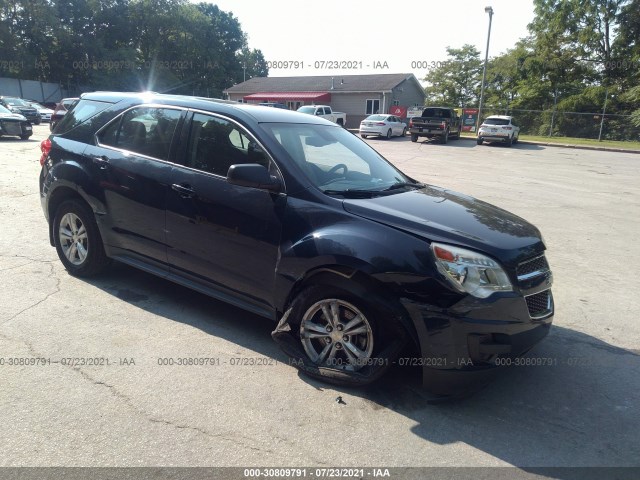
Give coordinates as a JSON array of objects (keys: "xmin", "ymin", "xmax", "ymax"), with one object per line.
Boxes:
[
  {"xmin": 165, "ymin": 111, "xmax": 286, "ymax": 314},
  {"xmin": 84, "ymin": 105, "xmax": 185, "ymax": 264}
]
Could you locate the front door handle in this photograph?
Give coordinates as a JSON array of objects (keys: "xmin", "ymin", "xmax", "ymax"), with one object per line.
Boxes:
[
  {"xmin": 171, "ymin": 183, "xmax": 196, "ymax": 199},
  {"xmin": 91, "ymin": 155, "xmax": 110, "ymax": 169}
]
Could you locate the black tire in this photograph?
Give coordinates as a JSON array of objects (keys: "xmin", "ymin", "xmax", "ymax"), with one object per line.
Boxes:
[
  {"xmin": 386, "ymin": 129, "xmax": 392, "ymax": 139},
  {"xmin": 401, "ymin": 127, "xmax": 406, "ymax": 137},
  {"xmin": 276, "ymin": 284, "xmax": 405, "ymax": 387},
  {"xmin": 442, "ymin": 129, "xmax": 449, "ymax": 144},
  {"xmin": 505, "ymin": 135, "xmax": 513, "ymax": 147},
  {"xmin": 34, "ymin": 119, "xmax": 41, "ymax": 125},
  {"xmin": 360, "ymin": 134, "xmax": 367, "ymax": 139},
  {"xmin": 410, "ymin": 133, "xmax": 418, "ymax": 142},
  {"xmin": 53, "ymin": 199, "xmax": 110, "ymax": 277},
  {"xmin": 20, "ymin": 134, "xmax": 31, "ymax": 140},
  {"xmin": 513, "ymin": 134, "xmax": 519, "ymax": 144},
  {"xmin": 337, "ymin": 119, "xmax": 344, "ymax": 127},
  {"xmin": 477, "ymin": 137, "xmax": 483, "ymax": 145}
]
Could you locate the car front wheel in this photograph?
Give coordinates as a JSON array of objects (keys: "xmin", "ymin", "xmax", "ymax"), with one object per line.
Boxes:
[
  {"xmin": 274, "ymin": 284, "xmax": 405, "ymax": 387},
  {"xmin": 53, "ymin": 200, "xmax": 110, "ymax": 277}
]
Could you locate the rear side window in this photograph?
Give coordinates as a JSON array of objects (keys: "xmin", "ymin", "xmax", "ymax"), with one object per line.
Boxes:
[
  {"xmin": 55, "ymin": 99, "xmax": 110, "ymax": 134},
  {"xmin": 98, "ymin": 107, "xmax": 182, "ymax": 161}
]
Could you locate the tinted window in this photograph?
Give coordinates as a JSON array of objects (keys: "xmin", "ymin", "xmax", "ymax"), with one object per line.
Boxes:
[
  {"xmin": 184, "ymin": 113, "xmax": 270, "ymax": 177},
  {"xmin": 56, "ymin": 99, "xmax": 113, "ymax": 134},
  {"xmin": 421, "ymin": 108, "xmax": 451, "ymax": 118},
  {"xmin": 484, "ymin": 118, "xmax": 511, "ymax": 126},
  {"xmin": 98, "ymin": 107, "xmax": 182, "ymax": 160}
]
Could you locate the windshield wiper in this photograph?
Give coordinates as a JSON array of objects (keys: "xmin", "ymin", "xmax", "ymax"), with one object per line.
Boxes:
[
  {"xmin": 322, "ymin": 189, "xmax": 380, "ymax": 198},
  {"xmin": 382, "ymin": 181, "xmax": 425, "ymax": 191}
]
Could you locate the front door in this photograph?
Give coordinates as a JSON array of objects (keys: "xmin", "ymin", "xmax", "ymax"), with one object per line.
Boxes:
[{"xmin": 166, "ymin": 111, "xmax": 286, "ymax": 314}]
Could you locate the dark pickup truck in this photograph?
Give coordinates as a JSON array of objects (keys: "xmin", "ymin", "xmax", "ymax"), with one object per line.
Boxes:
[{"xmin": 409, "ymin": 107, "xmax": 461, "ymax": 143}]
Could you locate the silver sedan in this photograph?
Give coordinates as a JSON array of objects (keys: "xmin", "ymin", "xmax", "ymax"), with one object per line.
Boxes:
[{"xmin": 359, "ymin": 114, "xmax": 407, "ymax": 139}]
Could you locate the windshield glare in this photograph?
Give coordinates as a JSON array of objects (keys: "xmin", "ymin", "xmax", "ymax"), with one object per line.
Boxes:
[
  {"xmin": 0, "ymin": 105, "xmax": 12, "ymax": 114},
  {"xmin": 261, "ymin": 123, "xmax": 409, "ymax": 192},
  {"xmin": 6, "ymin": 98, "xmax": 28, "ymax": 106}
]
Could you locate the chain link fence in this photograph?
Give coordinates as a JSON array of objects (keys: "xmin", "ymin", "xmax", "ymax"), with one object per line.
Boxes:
[{"xmin": 482, "ymin": 107, "xmax": 639, "ymax": 142}]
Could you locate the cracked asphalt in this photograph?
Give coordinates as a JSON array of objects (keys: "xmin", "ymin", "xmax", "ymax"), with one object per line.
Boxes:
[{"xmin": 1, "ymin": 126, "xmax": 639, "ymax": 470}]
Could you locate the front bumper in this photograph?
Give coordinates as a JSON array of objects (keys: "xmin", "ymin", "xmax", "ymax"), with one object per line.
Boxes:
[
  {"xmin": 402, "ymin": 284, "xmax": 554, "ymax": 395},
  {"xmin": 0, "ymin": 120, "xmax": 32, "ymax": 138}
]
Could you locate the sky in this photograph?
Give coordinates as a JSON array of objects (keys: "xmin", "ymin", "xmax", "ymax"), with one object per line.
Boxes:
[{"xmin": 205, "ymin": 0, "xmax": 535, "ymax": 79}]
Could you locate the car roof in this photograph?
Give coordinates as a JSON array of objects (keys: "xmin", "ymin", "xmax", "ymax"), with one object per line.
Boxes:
[{"xmin": 80, "ymin": 91, "xmax": 332, "ymax": 126}]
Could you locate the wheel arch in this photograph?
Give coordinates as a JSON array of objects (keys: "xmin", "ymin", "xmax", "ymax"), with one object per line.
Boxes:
[
  {"xmin": 281, "ymin": 265, "xmax": 420, "ymax": 349},
  {"xmin": 46, "ymin": 186, "xmax": 91, "ymax": 246}
]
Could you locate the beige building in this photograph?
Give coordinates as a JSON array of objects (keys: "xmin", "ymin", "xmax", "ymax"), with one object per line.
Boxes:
[{"xmin": 223, "ymin": 73, "xmax": 426, "ymax": 129}]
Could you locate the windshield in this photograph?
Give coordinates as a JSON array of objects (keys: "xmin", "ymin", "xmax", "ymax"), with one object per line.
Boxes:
[
  {"xmin": 5, "ymin": 98, "xmax": 28, "ymax": 106},
  {"xmin": 0, "ymin": 105, "xmax": 12, "ymax": 114},
  {"xmin": 261, "ymin": 123, "xmax": 410, "ymax": 193},
  {"xmin": 483, "ymin": 118, "xmax": 511, "ymax": 126},
  {"xmin": 297, "ymin": 106, "xmax": 316, "ymax": 114}
]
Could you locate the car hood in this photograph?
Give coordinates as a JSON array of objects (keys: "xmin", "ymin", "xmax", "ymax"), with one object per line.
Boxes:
[
  {"xmin": 342, "ymin": 185, "xmax": 544, "ymax": 266},
  {"xmin": 0, "ymin": 112, "xmax": 27, "ymax": 121}
]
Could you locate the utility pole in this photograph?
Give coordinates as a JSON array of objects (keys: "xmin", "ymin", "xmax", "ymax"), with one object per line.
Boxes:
[{"xmin": 477, "ymin": 6, "xmax": 494, "ymax": 132}]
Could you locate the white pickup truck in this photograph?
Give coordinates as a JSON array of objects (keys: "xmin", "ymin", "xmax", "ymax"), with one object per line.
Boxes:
[{"xmin": 297, "ymin": 105, "xmax": 346, "ymax": 126}]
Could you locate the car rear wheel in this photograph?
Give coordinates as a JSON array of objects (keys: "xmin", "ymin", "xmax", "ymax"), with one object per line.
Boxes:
[
  {"xmin": 386, "ymin": 129, "xmax": 392, "ymax": 139},
  {"xmin": 53, "ymin": 200, "xmax": 110, "ymax": 277},
  {"xmin": 442, "ymin": 129, "xmax": 449, "ymax": 144},
  {"xmin": 20, "ymin": 134, "xmax": 30, "ymax": 140},
  {"xmin": 360, "ymin": 134, "xmax": 367, "ymax": 138},
  {"xmin": 477, "ymin": 137, "xmax": 484, "ymax": 145},
  {"xmin": 411, "ymin": 133, "xmax": 418, "ymax": 142},
  {"xmin": 401, "ymin": 127, "xmax": 406, "ymax": 137},
  {"xmin": 505, "ymin": 135, "xmax": 513, "ymax": 147}
]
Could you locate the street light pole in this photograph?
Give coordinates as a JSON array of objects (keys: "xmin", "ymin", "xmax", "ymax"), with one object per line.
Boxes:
[{"xmin": 477, "ymin": 6, "xmax": 494, "ymax": 132}]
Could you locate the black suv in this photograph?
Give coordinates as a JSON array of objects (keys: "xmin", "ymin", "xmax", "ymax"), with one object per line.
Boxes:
[
  {"xmin": 39, "ymin": 92, "xmax": 554, "ymax": 395},
  {"xmin": 0, "ymin": 96, "xmax": 41, "ymax": 124}
]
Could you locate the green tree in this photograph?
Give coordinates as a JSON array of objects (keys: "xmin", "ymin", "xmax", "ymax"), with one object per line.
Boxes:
[{"xmin": 423, "ymin": 44, "xmax": 482, "ymax": 107}]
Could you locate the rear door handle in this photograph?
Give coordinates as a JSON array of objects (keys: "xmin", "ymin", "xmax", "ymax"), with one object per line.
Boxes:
[{"xmin": 171, "ymin": 183, "xmax": 196, "ymax": 198}]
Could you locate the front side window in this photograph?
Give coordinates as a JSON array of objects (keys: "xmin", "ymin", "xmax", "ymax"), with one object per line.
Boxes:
[
  {"xmin": 98, "ymin": 107, "xmax": 182, "ymax": 160},
  {"xmin": 184, "ymin": 113, "xmax": 270, "ymax": 177}
]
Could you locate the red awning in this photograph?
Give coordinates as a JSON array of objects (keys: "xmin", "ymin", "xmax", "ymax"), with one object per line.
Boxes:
[{"xmin": 243, "ymin": 92, "xmax": 331, "ymax": 102}]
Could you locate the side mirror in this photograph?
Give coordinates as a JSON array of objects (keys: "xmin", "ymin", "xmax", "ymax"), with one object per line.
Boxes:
[{"xmin": 227, "ymin": 164, "xmax": 281, "ymax": 192}]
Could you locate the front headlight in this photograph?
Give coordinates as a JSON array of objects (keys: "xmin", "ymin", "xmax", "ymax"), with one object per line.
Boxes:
[{"xmin": 431, "ymin": 242, "xmax": 512, "ymax": 298}]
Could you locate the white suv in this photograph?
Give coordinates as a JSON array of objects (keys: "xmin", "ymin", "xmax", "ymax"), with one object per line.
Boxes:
[{"xmin": 477, "ymin": 115, "xmax": 520, "ymax": 147}]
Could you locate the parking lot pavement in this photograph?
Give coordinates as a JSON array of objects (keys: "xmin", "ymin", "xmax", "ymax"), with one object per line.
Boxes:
[{"xmin": 1, "ymin": 126, "xmax": 639, "ymax": 469}]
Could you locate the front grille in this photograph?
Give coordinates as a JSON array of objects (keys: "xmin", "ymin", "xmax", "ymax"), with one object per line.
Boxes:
[
  {"xmin": 517, "ymin": 255, "xmax": 550, "ymax": 280},
  {"xmin": 525, "ymin": 289, "xmax": 552, "ymax": 318},
  {"xmin": 0, "ymin": 122, "xmax": 21, "ymax": 135}
]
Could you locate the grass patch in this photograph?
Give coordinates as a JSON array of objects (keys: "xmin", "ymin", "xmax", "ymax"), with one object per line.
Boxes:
[{"xmin": 461, "ymin": 133, "xmax": 640, "ymax": 150}]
